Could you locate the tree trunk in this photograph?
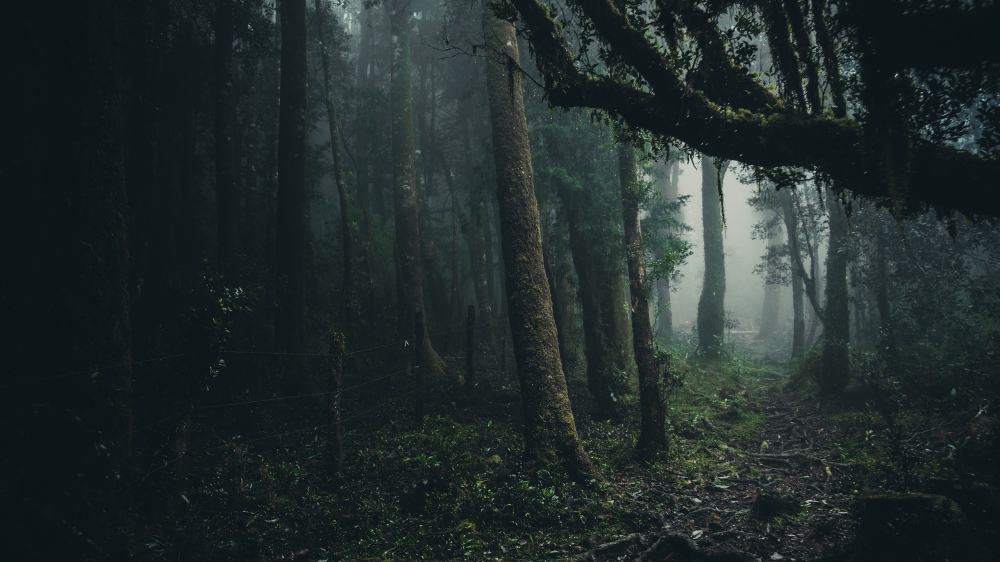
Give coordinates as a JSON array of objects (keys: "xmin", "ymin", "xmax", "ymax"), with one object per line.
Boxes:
[
  {"xmin": 558, "ymin": 183, "xmax": 623, "ymax": 419},
  {"xmin": 698, "ymin": 156, "xmax": 727, "ymax": 358},
  {"xmin": 5, "ymin": 1, "xmax": 133, "ymax": 554},
  {"xmin": 779, "ymin": 189, "xmax": 806, "ymax": 359},
  {"xmin": 389, "ymin": 2, "xmax": 447, "ymax": 378},
  {"xmin": 757, "ymin": 210, "xmax": 784, "ymax": 339},
  {"xmin": 314, "ymin": 0, "xmax": 354, "ymax": 326},
  {"xmin": 822, "ymin": 190, "xmax": 851, "ymax": 395},
  {"xmin": 469, "ymin": 200, "xmax": 495, "ymax": 329},
  {"xmin": 874, "ymin": 217, "xmax": 897, "ymax": 362},
  {"xmin": 215, "ymin": 0, "xmax": 239, "ymax": 271},
  {"xmin": 415, "ymin": 60, "xmax": 451, "ymax": 331},
  {"xmin": 483, "ymin": 7, "xmax": 600, "ymax": 482},
  {"xmin": 275, "ymin": 0, "xmax": 313, "ymax": 391},
  {"xmin": 655, "ymin": 159, "xmax": 679, "ymax": 341},
  {"xmin": 619, "ymin": 145, "xmax": 667, "ymax": 455}
]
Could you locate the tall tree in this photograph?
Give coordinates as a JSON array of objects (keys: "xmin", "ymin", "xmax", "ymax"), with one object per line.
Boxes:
[
  {"xmin": 757, "ymin": 210, "xmax": 784, "ymax": 339},
  {"xmin": 275, "ymin": 0, "xmax": 313, "ymax": 390},
  {"xmin": 618, "ymin": 145, "xmax": 667, "ymax": 455},
  {"xmin": 214, "ymin": 0, "xmax": 239, "ymax": 270},
  {"xmin": 389, "ymin": 0, "xmax": 447, "ymax": 378},
  {"xmin": 4, "ymin": 1, "xmax": 133, "ymax": 555},
  {"xmin": 314, "ymin": 0, "xmax": 355, "ymax": 326},
  {"xmin": 484, "ymin": 7, "xmax": 600, "ymax": 481},
  {"xmin": 654, "ymin": 158, "xmax": 680, "ymax": 341},
  {"xmin": 821, "ymin": 190, "xmax": 851, "ymax": 394},
  {"xmin": 779, "ymin": 189, "xmax": 806, "ymax": 359},
  {"xmin": 697, "ymin": 156, "xmax": 727, "ymax": 358}
]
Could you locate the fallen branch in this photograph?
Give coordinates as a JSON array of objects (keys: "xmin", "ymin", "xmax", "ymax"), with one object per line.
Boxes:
[
  {"xmin": 576, "ymin": 533, "xmax": 646, "ymax": 561},
  {"xmin": 636, "ymin": 532, "xmax": 755, "ymax": 562}
]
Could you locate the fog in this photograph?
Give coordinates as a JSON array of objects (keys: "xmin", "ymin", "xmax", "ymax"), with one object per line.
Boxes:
[{"xmin": 668, "ymin": 160, "xmax": 777, "ymax": 343}]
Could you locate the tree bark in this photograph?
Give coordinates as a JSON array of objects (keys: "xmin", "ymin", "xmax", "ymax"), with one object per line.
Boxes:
[
  {"xmin": 484, "ymin": 7, "xmax": 600, "ymax": 482},
  {"xmin": 619, "ymin": 145, "xmax": 667, "ymax": 455},
  {"xmin": 822, "ymin": 190, "xmax": 851, "ymax": 395},
  {"xmin": 314, "ymin": 0, "xmax": 354, "ymax": 326},
  {"xmin": 275, "ymin": 0, "xmax": 312, "ymax": 391},
  {"xmin": 557, "ymin": 182, "xmax": 626, "ymax": 419},
  {"xmin": 779, "ymin": 189, "xmax": 806, "ymax": 358},
  {"xmin": 215, "ymin": 0, "xmax": 239, "ymax": 271},
  {"xmin": 697, "ymin": 156, "xmax": 727, "ymax": 358},
  {"xmin": 389, "ymin": 1, "xmax": 447, "ymax": 378}
]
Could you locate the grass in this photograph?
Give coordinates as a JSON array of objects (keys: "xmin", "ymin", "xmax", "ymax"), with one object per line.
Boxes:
[{"xmin": 124, "ymin": 347, "xmax": 806, "ymax": 561}]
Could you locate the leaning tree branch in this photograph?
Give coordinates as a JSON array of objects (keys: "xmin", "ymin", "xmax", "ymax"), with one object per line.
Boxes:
[{"xmin": 509, "ymin": 0, "xmax": 1000, "ymax": 217}]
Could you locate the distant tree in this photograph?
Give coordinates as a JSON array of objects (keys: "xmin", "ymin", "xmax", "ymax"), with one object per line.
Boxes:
[
  {"xmin": 484, "ymin": 5, "xmax": 601, "ymax": 481},
  {"xmin": 275, "ymin": 0, "xmax": 313, "ymax": 391},
  {"xmin": 215, "ymin": 0, "xmax": 239, "ymax": 271},
  {"xmin": 757, "ymin": 210, "xmax": 784, "ymax": 340},
  {"xmin": 313, "ymin": 0, "xmax": 355, "ymax": 327},
  {"xmin": 697, "ymin": 156, "xmax": 727, "ymax": 358},
  {"xmin": 389, "ymin": 0, "xmax": 448, "ymax": 379}
]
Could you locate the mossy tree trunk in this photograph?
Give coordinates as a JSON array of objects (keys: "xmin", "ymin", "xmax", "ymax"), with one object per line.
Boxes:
[
  {"xmin": 821, "ymin": 190, "xmax": 851, "ymax": 394},
  {"xmin": 557, "ymin": 183, "xmax": 627, "ymax": 419},
  {"xmin": 389, "ymin": 1, "xmax": 447, "ymax": 379},
  {"xmin": 484, "ymin": 7, "xmax": 601, "ymax": 482},
  {"xmin": 314, "ymin": 0, "xmax": 355, "ymax": 328},
  {"xmin": 697, "ymin": 156, "xmax": 727, "ymax": 358},
  {"xmin": 619, "ymin": 145, "xmax": 667, "ymax": 455}
]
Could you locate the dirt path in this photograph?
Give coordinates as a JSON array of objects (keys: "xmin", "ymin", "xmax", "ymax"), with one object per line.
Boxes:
[{"xmin": 585, "ymin": 389, "xmax": 861, "ymax": 562}]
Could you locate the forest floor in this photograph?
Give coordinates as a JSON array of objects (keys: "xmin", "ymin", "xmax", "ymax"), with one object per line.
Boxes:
[{"xmin": 126, "ymin": 341, "xmax": 998, "ymax": 562}]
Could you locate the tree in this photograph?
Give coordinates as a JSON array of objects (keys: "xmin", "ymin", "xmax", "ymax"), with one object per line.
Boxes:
[
  {"xmin": 507, "ymin": 0, "xmax": 1000, "ymax": 218},
  {"xmin": 653, "ymin": 158, "xmax": 680, "ymax": 341},
  {"xmin": 778, "ymin": 189, "xmax": 806, "ymax": 359},
  {"xmin": 483, "ymin": 6, "xmax": 600, "ymax": 481},
  {"xmin": 314, "ymin": 0, "xmax": 355, "ymax": 327},
  {"xmin": 619, "ymin": 145, "xmax": 667, "ymax": 455},
  {"xmin": 389, "ymin": 0, "xmax": 448, "ymax": 379},
  {"xmin": 757, "ymin": 211, "xmax": 784, "ymax": 340},
  {"xmin": 537, "ymin": 116, "xmax": 633, "ymax": 419},
  {"xmin": 697, "ymin": 156, "xmax": 727, "ymax": 358},
  {"xmin": 821, "ymin": 191, "xmax": 851, "ymax": 394},
  {"xmin": 215, "ymin": 0, "xmax": 239, "ymax": 270},
  {"xmin": 4, "ymin": 1, "xmax": 133, "ymax": 555},
  {"xmin": 275, "ymin": 0, "xmax": 312, "ymax": 390}
]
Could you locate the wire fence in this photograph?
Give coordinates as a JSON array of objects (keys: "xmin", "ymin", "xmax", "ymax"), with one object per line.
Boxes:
[{"xmin": 85, "ymin": 313, "xmax": 515, "ymax": 499}]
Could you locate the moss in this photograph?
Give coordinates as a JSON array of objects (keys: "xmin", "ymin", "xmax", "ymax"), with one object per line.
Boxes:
[{"xmin": 786, "ymin": 348, "xmax": 822, "ymax": 396}]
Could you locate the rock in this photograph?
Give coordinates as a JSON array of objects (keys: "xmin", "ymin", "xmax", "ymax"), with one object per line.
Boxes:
[
  {"xmin": 751, "ymin": 492, "xmax": 801, "ymax": 519},
  {"xmin": 842, "ymin": 493, "xmax": 998, "ymax": 562},
  {"xmin": 958, "ymin": 416, "xmax": 998, "ymax": 476},
  {"xmin": 842, "ymin": 382, "xmax": 879, "ymax": 410}
]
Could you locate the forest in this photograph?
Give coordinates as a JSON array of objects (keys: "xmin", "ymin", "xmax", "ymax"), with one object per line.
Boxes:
[{"xmin": 2, "ymin": 0, "xmax": 999, "ymax": 560}]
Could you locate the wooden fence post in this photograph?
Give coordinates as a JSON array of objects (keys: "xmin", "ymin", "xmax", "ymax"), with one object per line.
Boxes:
[
  {"xmin": 466, "ymin": 305, "xmax": 476, "ymax": 392},
  {"xmin": 328, "ymin": 331, "xmax": 345, "ymax": 476},
  {"xmin": 500, "ymin": 326, "xmax": 508, "ymax": 378}
]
